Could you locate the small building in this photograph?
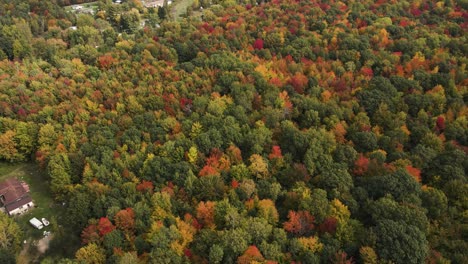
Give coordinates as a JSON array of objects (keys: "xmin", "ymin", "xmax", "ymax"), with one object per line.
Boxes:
[
  {"xmin": 76, "ymin": 7, "xmax": 95, "ymax": 15},
  {"xmin": 0, "ymin": 178, "xmax": 34, "ymax": 216},
  {"xmin": 29, "ymin": 217, "xmax": 44, "ymax": 229},
  {"xmin": 142, "ymin": 0, "xmax": 165, "ymax": 8}
]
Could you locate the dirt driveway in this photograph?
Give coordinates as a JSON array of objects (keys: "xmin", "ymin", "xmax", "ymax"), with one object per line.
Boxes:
[
  {"xmin": 37, "ymin": 234, "xmax": 53, "ymax": 253},
  {"xmin": 17, "ymin": 234, "xmax": 54, "ymax": 263}
]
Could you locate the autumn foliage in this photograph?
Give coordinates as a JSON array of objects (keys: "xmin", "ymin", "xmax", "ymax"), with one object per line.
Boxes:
[
  {"xmin": 237, "ymin": 245, "xmax": 265, "ymax": 264},
  {"xmin": 0, "ymin": 0, "xmax": 465, "ymax": 263},
  {"xmin": 253, "ymin": 39, "xmax": 264, "ymax": 50},
  {"xmin": 353, "ymin": 155, "xmax": 370, "ymax": 176},
  {"xmin": 268, "ymin": 145, "xmax": 283, "ymax": 159},
  {"xmin": 81, "ymin": 224, "xmax": 99, "ymax": 245},
  {"xmin": 405, "ymin": 165, "xmax": 422, "ymax": 183},
  {"xmin": 97, "ymin": 217, "xmax": 115, "ymax": 236},
  {"xmin": 136, "ymin": 180, "xmax": 154, "ymax": 193},
  {"xmin": 196, "ymin": 201, "xmax": 216, "ymax": 228},
  {"xmin": 114, "ymin": 208, "xmax": 135, "ymax": 232},
  {"xmin": 436, "ymin": 116, "xmax": 445, "ymax": 132},
  {"xmin": 283, "ymin": 210, "xmax": 315, "ymax": 236},
  {"xmin": 318, "ymin": 217, "xmax": 338, "ymax": 234}
]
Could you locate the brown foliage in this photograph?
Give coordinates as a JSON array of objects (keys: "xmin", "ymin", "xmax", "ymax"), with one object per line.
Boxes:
[
  {"xmin": 196, "ymin": 201, "xmax": 216, "ymax": 228},
  {"xmin": 115, "ymin": 208, "xmax": 135, "ymax": 232}
]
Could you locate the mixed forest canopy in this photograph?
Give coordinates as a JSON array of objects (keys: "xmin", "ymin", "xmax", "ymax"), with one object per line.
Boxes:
[{"xmin": 0, "ymin": 0, "xmax": 467, "ymax": 263}]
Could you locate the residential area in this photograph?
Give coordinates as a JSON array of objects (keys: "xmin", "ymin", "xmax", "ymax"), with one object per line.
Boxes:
[{"xmin": 0, "ymin": 163, "xmax": 62, "ymax": 263}]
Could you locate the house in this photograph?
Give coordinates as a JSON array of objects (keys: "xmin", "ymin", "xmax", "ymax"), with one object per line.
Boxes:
[
  {"xmin": 0, "ymin": 178, "xmax": 34, "ymax": 216},
  {"xmin": 142, "ymin": 0, "xmax": 165, "ymax": 8},
  {"xmin": 76, "ymin": 7, "xmax": 95, "ymax": 15}
]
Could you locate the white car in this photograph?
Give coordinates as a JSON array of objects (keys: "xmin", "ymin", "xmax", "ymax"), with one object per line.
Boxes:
[{"xmin": 41, "ymin": 218, "xmax": 50, "ymax": 226}]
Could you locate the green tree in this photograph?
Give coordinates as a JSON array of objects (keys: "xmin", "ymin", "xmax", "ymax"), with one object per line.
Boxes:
[
  {"xmin": 364, "ymin": 169, "xmax": 421, "ymax": 203},
  {"xmin": 372, "ymin": 220, "xmax": 428, "ymax": 264},
  {"xmin": 421, "ymin": 187, "xmax": 448, "ymax": 220},
  {"xmin": 209, "ymin": 244, "xmax": 224, "ymax": 264},
  {"xmin": 75, "ymin": 243, "xmax": 106, "ymax": 264},
  {"xmin": 300, "ymin": 188, "xmax": 330, "ymax": 223},
  {"xmin": 38, "ymin": 124, "xmax": 58, "ymax": 152},
  {"xmin": 103, "ymin": 230, "xmax": 124, "ymax": 255},
  {"xmin": 0, "ymin": 213, "xmax": 23, "ymax": 255},
  {"xmin": 47, "ymin": 154, "xmax": 72, "ymax": 201},
  {"xmin": 221, "ymin": 228, "xmax": 250, "ymax": 262},
  {"xmin": 357, "ymin": 76, "xmax": 400, "ymax": 116},
  {"xmin": 193, "ymin": 175, "xmax": 225, "ymax": 201},
  {"xmin": 66, "ymin": 190, "xmax": 92, "ymax": 230},
  {"xmin": 315, "ymin": 163, "xmax": 353, "ymax": 195},
  {"xmin": 0, "ymin": 249, "xmax": 15, "ymax": 264},
  {"xmin": 118, "ymin": 252, "xmax": 141, "ymax": 264},
  {"xmin": 303, "ymin": 128, "xmax": 336, "ymax": 175},
  {"xmin": 368, "ymin": 196, "xmax": 428, "ymax": 233},
  {"xmin": 0, "ymin": 130, "xmax": 21, "ymax": 162},
  {"xmin": 14, "ymin": 122, "xmax": 38, "ymax": 159},
  {"xmin": 120, "ymin": 9, "xmax": 141, "ymax": 34},
  {"xmin": 0, "ymin": 20, "xmax": 32, "ymax": 60}
]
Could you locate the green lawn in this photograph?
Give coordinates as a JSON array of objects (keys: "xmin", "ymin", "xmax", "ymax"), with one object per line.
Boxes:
[
  {"xmin": 0, "ymin": 162, "xmax": 24, "ymax": 181},
  {"xmin": 171, "ymin": 0, "xmax": 195, "ymax": 20},
  {"xmin": 64, "ymin": 1, "xmax": 99, "ymax": 13},
  {"xmin": 0, "ymin": 162, "xmax": 59, "ymax": 239},
  {"xmin": 17, "ymin": 166, "xmax": 58, "ymax": 238},
  {"xmin": 0, "ymin": 163, "xmax": 79, "ymax": 260}
]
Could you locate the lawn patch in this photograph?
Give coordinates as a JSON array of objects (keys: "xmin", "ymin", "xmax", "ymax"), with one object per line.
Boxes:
[
  {"xmin": 0, "ymin": 162, "xmax": 24, "ymax": 181},
  {"xmin": 1, "ymin": 162, "xmax": 77, "ymax": 260},
  {"xmin": 171, "ymin": 0, "xmax": 196, "ymax": 20}
]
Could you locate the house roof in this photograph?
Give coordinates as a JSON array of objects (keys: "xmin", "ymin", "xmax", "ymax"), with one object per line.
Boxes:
[
  {"xmin": 0, "ymin": 178, "xmax": 31, "ymax": 212},
  {"xmin": 5, "ymin": 195, "xmax": 32, "ymax": 212}
]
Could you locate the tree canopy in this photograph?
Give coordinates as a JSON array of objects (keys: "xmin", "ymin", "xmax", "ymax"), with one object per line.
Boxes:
[{"xmin": 0, "ymin": 0, "xmax": 466, "ymax": 263}]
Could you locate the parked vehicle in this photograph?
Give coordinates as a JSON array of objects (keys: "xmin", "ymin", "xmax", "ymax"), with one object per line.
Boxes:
[
  {"xmin": 41, "ymin": 218, "xmax": 50, "ymax": 226},
  {"xmin": 29, "ymin": 218, "xmax": 44, "ymax": 229}
]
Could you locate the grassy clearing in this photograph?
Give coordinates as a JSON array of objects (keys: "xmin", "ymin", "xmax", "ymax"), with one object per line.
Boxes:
[
  {"xmin": 171, "ymin": 0, "xmax": 195, "ymax": 20},
  {"xmin": 64, "ymin": 1, "xmax": 99, "ymax": 13},
  {"xmin": 1, "ymin": 162, "xmax": 75, "ymax": 261},
  {"xmin": 0, "ymin": 163, "xmax": 58, "ymax": 238},
  {"xmin": 10, "ymin": 163, "xmax": 59, "ymax": 239},
  {"xmin": 0, "ymin": 162, "xmax": 23, "ymax": 181}
]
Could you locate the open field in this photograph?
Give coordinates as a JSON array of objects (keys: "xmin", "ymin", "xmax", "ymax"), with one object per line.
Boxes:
[
  {"xmin": 64, "ymin": 1, "xmax": 99, "ymax": 13},
  {"xmin": 0, "ymin": 162, "xmax": 23, "ymax": 181},
  {"xmin": 171, "ymin": 0, "xmax": 197, "ymax": 20},
  {"xmin": 7, "ymin": 163, "xmax": 57, "ymax": 239}
]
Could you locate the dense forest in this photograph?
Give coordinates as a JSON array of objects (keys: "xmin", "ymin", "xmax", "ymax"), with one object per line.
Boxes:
[{"xmin": 0, "ymin": 0, "xmax": 467, "ymax": 263}]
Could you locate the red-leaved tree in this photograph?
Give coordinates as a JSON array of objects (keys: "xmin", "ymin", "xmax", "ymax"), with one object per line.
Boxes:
[
  {"xmin": 254, "ymin": 39, "xmax": 264, "ymax": 50},
  {"xmin": 237, "ymin": 245, "xmax": 265, "ymax": 264},
  {"xmin": 283, "ymin": 210, "xmax": 315, "ymax": 236},
  {"xmin": 81, "ymin": 224, "xmax": 99, "ymax": 245},
  {"xmin": 353, "ymin": 155, "xmax": 370, "ymax": 176},
  {"xmin": 319, "ymin": 217, "xmax": 338, "ymax": 234},
  {"xmin": 136, "ymin": 180, "xmax": 154, "ymax": 194},
  {"xmin": 97, "ymin": 217, "xmax": 115, "ymax": 236}
]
